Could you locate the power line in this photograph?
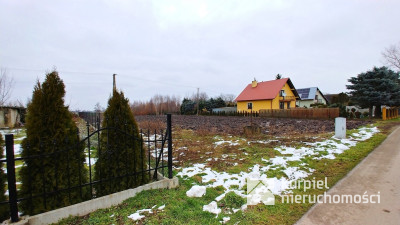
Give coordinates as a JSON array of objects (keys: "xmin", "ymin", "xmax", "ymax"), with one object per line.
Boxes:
[{"xmin": 2, "ymin": 66, "xmax": 236, "ymax": 96}]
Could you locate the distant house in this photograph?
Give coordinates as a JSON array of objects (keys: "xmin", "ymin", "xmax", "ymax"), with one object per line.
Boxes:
[
  {"xmin": 0, "ymin": 106, "xmax": 25, "ymax": 128},
  {"xmin": 235, "ymin": 78, "xmax": 300, "ymax": 112},
  {"xmin": 296, "ymin": 87, "xmax": 328, "ymax": 108}
]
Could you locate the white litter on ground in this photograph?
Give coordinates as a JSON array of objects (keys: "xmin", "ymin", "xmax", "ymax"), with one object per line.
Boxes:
[
  {"xmin": 178, "ymin": 126, "xmax": 379, "ymax": 215},
  {"xmin": 186, "ymin": 185, "xmax": 206, "ymax": 197}
]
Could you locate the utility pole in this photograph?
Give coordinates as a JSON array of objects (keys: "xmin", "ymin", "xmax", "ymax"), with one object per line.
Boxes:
[
  {"xmin": 113, "ymin": 74, "xmax": 117, "ymax": 91},
  {"xmin": 196, "ymin": 87, "xmax": 200, "ymax": 116}
]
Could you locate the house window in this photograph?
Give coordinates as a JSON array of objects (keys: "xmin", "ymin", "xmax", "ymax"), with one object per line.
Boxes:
[
  {"xmin": 280, "ymin": 90, "xmax": 285, "ymax": 97},
  {"xmin": 287, "ymin": 102, "xmax": 291, "ymax": 109},
  {"xmin": 247, "ymin": 102, "xmax": 253, "ymax": 110},
  {"xmin": 279, "ymin": 102, "xmax": 284, "ymax": 109}
]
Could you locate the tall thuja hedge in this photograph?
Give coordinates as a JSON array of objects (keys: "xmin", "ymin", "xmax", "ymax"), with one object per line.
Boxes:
[
  {"xmin": 19, "ymin": 71, "xmax": 88, "ymax": 215},
  {"xmin": 0, "ymin": 134, "xmax": 8, "ymax": 221},
  {"xmin": 94, "ymin": 89, "xmax": 147, "ymax": 196}
]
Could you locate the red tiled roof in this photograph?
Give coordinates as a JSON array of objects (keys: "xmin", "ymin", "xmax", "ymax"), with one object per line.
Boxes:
[{"xmin": 235, "ymin": 78, "xmax": 291, "ymax": 101}]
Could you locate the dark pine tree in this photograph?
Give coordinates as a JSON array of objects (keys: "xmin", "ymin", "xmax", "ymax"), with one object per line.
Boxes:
[
  {"xmin": 0, "ymin": 134, "xmax": 8, "ymax": 221},
  {"xmin": 94, "ymin": 89, "xmax": 147, "ymax": 196},
  {"xmin": 347, "ymin": 67, "xmax": 400, "ymax": 118},
  {"xmin": 180, "ymin": 98, "xmax": 196, "ymax": 115},
  {"xmin": 19, "ymin": 71, "xmax": 88, "ymax": 215}
]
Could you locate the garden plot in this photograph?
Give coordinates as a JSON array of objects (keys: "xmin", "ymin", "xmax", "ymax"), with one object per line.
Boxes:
[{"xmin": 177, "ymin": 126, "xmax": 379, "ymax": 216}]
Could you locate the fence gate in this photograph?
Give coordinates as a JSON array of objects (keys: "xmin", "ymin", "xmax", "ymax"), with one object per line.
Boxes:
[{"xmin": 1, "ymin": 114, "xmax": 173, "ymax": 222}]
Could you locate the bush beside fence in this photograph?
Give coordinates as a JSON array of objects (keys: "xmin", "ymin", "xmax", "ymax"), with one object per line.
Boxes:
[{"xmin": 259, "ymin": 108, "xmax": 339, "ymax": 119}]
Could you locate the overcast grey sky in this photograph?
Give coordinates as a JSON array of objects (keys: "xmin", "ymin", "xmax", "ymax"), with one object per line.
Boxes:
[{"xmin": 1, "ymin": 0, "xmax": 399, "ymax": 110}]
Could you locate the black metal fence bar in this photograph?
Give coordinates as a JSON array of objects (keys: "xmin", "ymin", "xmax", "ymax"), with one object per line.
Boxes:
[
  {"xmin": 5, "ymin": 134, "xmax": 18, "ymax": 222},
  {"xmin": 167, "ymin": 114, "xmax": 173, "ymax": 179},
  {"xmin": 0, "ymin": 114, "xmax": 174, "ymax": 222}
]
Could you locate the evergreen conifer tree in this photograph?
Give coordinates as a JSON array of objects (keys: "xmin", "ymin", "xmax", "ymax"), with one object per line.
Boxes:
[
  {"xmin": 94, "ymin": 89, "xmax": 147, "ymax": 196},
  {"xmin": 0, "ymin": 134, "xmax": 8, "ymax": 221},
  {"xmin": 19, "ymin": 71, "xmax": 88, "ymax": 215},
  {"xmin": 347, "ymin": 67, "xmax": 400, "ymax": 117}
]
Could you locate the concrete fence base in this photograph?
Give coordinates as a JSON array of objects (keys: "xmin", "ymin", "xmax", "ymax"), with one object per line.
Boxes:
[{"xmin": 12, "ymin": 176, "xmax": 179, "ymax": 225}]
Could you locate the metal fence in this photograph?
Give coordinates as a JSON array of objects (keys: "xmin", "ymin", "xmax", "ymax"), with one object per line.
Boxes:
[
  {"xmin": 1, "ymin": 114, "xmax": 173, "ymax": 222},
  {"xmin": 78, "ymin": 111, "xmax": 104, "ymax": 126},
  {"xmin": 259, "ymin": 108, "xmax": 339, "ymax": 119}
]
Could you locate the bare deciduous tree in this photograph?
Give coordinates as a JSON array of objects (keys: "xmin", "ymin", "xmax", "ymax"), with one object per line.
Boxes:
[
  {"xmin": 0, "ymin": 68, "xmax": 15, "ymax": 106},
  {"xmin": 9, "ymin": 99, "xmax": 24, "ymax": 107},
  {"xmin": 219, "ymin": 94, "xmax": 236, "ymax": 106},
  {"xmin": 382, "ymin": 42, "xmax": 400, "ymax": 71},
  {"xmin": 130, "ymin": 94, "xmax": 181, "ymax": 115},
  {"xmin": 94, "ymin": 102, "xmax": 105, "ymax": 113}
]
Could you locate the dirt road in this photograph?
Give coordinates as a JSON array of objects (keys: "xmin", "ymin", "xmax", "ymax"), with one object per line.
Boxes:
[{"xmin": 296, "ymin": 126, "xmax": 400, "ymax": 225}]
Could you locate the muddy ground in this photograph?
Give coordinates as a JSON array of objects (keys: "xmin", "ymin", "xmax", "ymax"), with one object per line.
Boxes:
[{"xmin": 135, "ymin": 115, "xmax": 371, "ymax": 136}]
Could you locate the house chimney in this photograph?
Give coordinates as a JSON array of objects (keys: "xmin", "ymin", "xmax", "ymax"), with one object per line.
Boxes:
[{"xmin": 252, "ymin": 78, "xmax": 258, "ymax": 88}]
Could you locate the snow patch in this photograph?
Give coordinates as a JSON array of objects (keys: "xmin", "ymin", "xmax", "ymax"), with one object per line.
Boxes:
[
  {"xmin": 203, "ymin": 201, "xmax": 221, "ymax": 216},
  {"xmin": 127, "ymin": 204, "xmax": 166, "ymax": 221},
  {"xmin": 128, "ymin": 212, "xmax": 145, "ymax": 221},
  {"xmin": 220, "ymin": 217, "xmax": 230, "ymax": 224},
  {"xmin": 158, "ymin": 204, "xmax": 165, "ymax": 210},
  {"xmin": 186, "ymin": 185, "xmax": 206, "ymax": 197},
  {"xmin": 178, "ymin": 126, "xmax": 379, "ymax": 216}
]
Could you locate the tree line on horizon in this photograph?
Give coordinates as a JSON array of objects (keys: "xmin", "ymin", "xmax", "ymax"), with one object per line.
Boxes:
[{"xmin": 129, "ymin": 93, "xmax": 236, "ymax": 115}]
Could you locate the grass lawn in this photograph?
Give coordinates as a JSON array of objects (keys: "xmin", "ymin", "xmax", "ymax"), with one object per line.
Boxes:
[{"xmin": 48, "ymin": 118, "xmax": 400, "ymax": 224}]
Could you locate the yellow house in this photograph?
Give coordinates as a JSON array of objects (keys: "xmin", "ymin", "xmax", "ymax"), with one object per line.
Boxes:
[{"xmin": 235, "ymin": 78, "xmax": 300, "ymax": 112}]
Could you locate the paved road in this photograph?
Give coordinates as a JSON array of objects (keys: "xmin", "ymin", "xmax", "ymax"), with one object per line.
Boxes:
[{"xmin": 296, "ymin": 126, "xmax": 400, "ymax": 225}]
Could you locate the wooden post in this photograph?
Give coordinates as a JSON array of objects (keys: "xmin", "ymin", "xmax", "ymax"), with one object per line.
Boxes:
[{"xmin": 382, "ymin": 107, "xmax": 387, "ymax": 120}]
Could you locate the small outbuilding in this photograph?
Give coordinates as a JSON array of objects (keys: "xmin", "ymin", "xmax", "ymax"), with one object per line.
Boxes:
[{"xmin": 0, "ymin": 106, "xmax": 25, "ymax": 128}]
